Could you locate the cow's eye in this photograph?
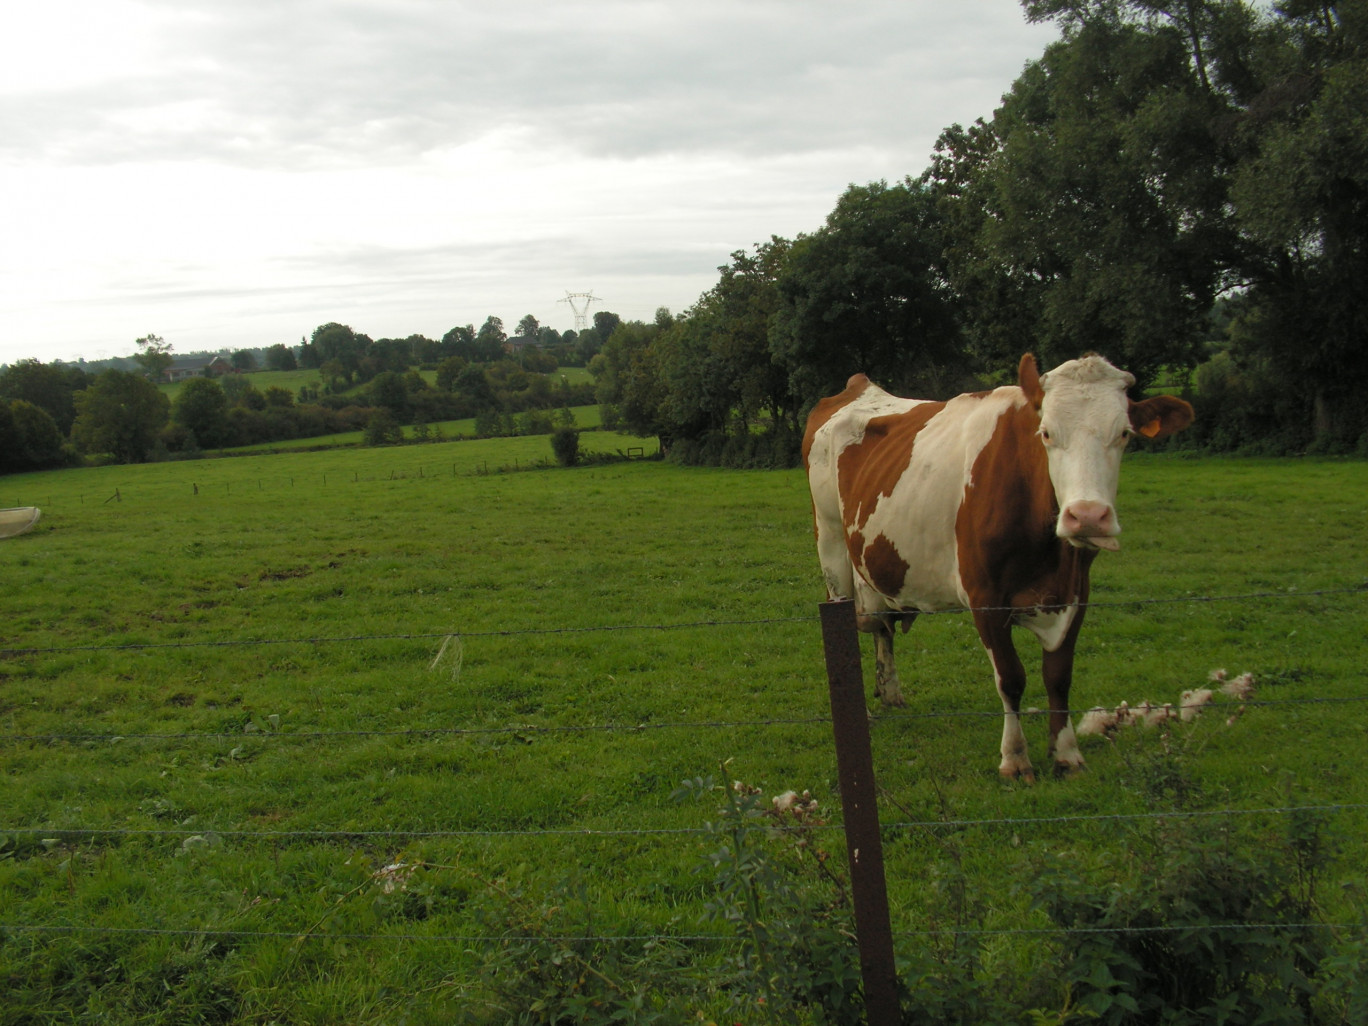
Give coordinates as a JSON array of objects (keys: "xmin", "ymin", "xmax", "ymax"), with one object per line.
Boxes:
[{"xmin": 1040, "ymin": 428, "xmax": 1053, "ymax": 444}]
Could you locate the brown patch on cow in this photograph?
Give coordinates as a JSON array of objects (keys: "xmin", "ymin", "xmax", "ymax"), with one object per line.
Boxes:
[
  {"xmin": 836, "ymin": 402, "xmax": 945, "ymax": 536},
  {"xmin": 863, "ymin": 533, "xmax": 910, "ymax": 596},
  {"xmin": 955, "ymin": 399, "xmax": 1058, "ymax": 607}
]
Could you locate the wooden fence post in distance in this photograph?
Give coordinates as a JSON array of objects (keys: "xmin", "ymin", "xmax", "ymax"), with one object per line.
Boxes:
[{"xmin": 820, "ymin": 598, "xmax": 900, "ymax": 1025}]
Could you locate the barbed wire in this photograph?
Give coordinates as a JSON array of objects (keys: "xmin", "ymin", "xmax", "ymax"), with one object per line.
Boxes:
[
  {"xmin": 2, "ymin": 584, "xmax": 1362, "ymax": 659},
  {"xmin": 5, "ymin": 802, "xmax": 1363, "ymax": 845}
]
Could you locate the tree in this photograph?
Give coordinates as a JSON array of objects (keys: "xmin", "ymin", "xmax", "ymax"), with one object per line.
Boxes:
[
  {"xmin": 71, "ymin": 369, "xmax": 170, "ymax": 462},
  {"xmin": 0, "ymin": 359, "xmax": 90, "ymax": 435},
  {"xmin": 1224, "ymin": 1, "xmax": 1368, "ymax": 446},
  {"xmin": 771, "ymin": 180, "xmax": 965, "ymax": 401},
  {"xmin": 515, "ymin": 314, "xmax": 540, "ymax": 340},
  {"xmin": 230, "ymin": 349, "xmax": 258, "ymax": 372},
  {"xmin": 308, "ymin": 323, "xmax": 369, "ymax": 383},
  {"xmin": 172, "ymin": 377, "xmax": 231, "ymax": 448},
  {"xmin": 653, "ymin": 239, "xmax": 801, "ymax": 444},
  {"xmin": 363, "ymin": 408, "xmax": 404, "ymax": 445},
  {"xmin": 924, "ymin": 12, "xmax": 1239, "ymax": 390},
  {"xmin": 263, "ymin": 385, "xmax": 294, "ymax": 408},
  {"xmin": 592, "ymin": 319, "xmax": 667, "ymax": 437},
  {"xmin": 0, "ymin": 402, "xmax": 16, "ymax": 474},
  {"xmin": 264, "ymin": 343, "xmax": 298, "ymax": 371},
  {"xmin": 133, "ymin": 334, "xmax": 174, "ymax": 381},
  {"xmin": 440, "ymin": 324, "xmax": 478, "ymax": 360},
  {"xmin": 475, "ymin": 316, "xmax": 508, "ymax": 361},
  {"xmin": 5, "ymin": 400, "xmax": 66, "ymax": 470},
  {"xmin": 368, "ymin": 370, "xmax": 411, "ymax": 421},
  {"xmin": 436, "ymin": 355, "xmax": 469, "ymax": 392},
  {"xmin": 592, "ymin": 310, "xmax": 622, "ymax": 342}
]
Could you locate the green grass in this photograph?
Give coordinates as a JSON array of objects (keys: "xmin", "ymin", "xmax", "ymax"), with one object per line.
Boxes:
[{"xmin": 1, "ymin": 451, "xmax": 1366, "ymax": 1022}]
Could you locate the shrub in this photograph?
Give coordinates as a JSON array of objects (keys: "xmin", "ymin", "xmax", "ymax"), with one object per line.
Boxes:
[
  {"xmin": 1028, "ymin": 811, "xmax": 1332, "ymax": 1025},
  {"xmin": 362, "ymin": 409, "xmax": 404, "ymax": 446},
  {"xmin": 551, "ymin": 427, "xmax": 580, "ymax": 467}
]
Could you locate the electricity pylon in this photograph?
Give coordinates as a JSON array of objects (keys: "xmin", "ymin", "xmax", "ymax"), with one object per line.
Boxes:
[{"xmin": 559, "ymin": 291, "xmax": 600, "ymax": 332}]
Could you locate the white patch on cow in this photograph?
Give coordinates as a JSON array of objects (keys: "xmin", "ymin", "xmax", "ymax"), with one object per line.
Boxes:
[
  {"xmin": 1018, "ymin": 605, "xmax": 1078, "ymax": 652},
  {"xmin": 1037, "ymin": 356, "xmax": 1135, "ymax": 546},
  {"xmin": 806, "ymin": 381, "xmax": 924, "ymax": 604},
  {"xmin": 852, "ymin": 386, "xmax": 1020, "ymax": 613},
  {"xmin": 1052, "ymin": 721, "xmax": 1084, "ymax": 772}
]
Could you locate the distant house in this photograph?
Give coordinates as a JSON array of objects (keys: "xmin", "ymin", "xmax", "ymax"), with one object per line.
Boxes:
[{"xmin": 165, "ymin": 355, "xmax": 236, "ymax": 382}]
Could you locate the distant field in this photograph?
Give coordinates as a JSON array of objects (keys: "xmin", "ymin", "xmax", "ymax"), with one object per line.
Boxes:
[
  {"xmin": 2, "ymin": 451, "xmax": 1365, "ymax": 1022},
  {"xmin": 222, "ymin": 403, "xmax": 613, "ymax": 454},
  {"xmin": 159, "ymin": 363, "xmax": 595, "ymax": 403}
]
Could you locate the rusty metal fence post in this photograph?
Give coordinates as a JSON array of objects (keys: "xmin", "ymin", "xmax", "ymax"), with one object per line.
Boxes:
[{"xmin": 820, "ymin": 599, "xmax": 900, "ymax": 1025}]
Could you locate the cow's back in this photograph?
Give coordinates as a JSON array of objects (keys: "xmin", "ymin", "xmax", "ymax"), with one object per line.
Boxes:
[{"xmin": 804, "ymin": 376, "xmax": 1027, "ymax": 612}]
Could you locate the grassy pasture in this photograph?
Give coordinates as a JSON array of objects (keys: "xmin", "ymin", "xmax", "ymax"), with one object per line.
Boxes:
[{"xmin": 1, "ymin": 447, "xmax": 1366, "ymax": 1022}]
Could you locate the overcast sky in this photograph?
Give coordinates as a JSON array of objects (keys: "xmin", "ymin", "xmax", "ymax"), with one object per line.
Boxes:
[{"xmin": 0, "ymin": 1, "xmax": 1058, "ymax": 367}]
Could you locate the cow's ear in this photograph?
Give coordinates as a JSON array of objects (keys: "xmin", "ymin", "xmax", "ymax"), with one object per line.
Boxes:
[
  {"xmin": 1018, "ymin": 353, "xmax": 1044, "ymax": 407},
  {"xmin": 1129, "ymin": 395, "xmax": 1194, "ymax": 440}
]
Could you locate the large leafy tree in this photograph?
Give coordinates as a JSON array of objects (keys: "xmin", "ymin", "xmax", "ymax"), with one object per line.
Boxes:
[
  {"xmin": 926, "ymin": 6, "xmax": 1243, "ymax": 389},
  {"xmin": 770, "ymin": 179, "xmax": 965, "ymax": 401},
  {"xmin": 1225, "ymin": 0, "xmax": 1368, "ymax": 445},
  {"xmin": 172, "ymin": 377, "xmax": 231, "ymax": 448},
  {"xmin": 2, "ymin": 400, "xmax": 66, "ymax": 471},
  {"xmin": 71, "ymin": 370, "xmax": 170, "ymax": 463},
  {"xmin": 591, "ymin": 319, "xmax": 667, "ymax": 437},
  {"xmin": 304, "ymin": 323, "xmax": 370, "ymax": 383},
  {"xmin": 264, "ymin": 343, "xmax": 298, "ymax": 371},
  {"xmin": 655, "ymin": 239, "xmax": 801, "ymax": 440},
  {"xmin": 0, "ymin": 359, "xmax": 90, "ymax": 435}
]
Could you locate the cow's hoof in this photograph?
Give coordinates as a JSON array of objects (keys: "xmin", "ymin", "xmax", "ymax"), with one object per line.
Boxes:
[
  {"xmin": 876, "ymin": 688, "xmax": 906, "ymax": 707},
  {"xmin": 999, "ymin": 763, "xmax": 1036, "ymax": 784},
  {"xmin": 1053, "ymin": 760, "xmax": 1087, "ymax": 779}
]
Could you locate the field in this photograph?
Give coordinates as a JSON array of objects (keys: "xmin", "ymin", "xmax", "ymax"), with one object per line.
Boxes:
[{"xmin": 2, "ymin": 444, "xmax": 1367, "ymax": 1023}]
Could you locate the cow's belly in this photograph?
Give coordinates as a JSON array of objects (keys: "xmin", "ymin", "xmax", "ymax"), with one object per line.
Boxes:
[{"xmin": 854, "ymin": 484, "xmax": 967, "ymax": 612}]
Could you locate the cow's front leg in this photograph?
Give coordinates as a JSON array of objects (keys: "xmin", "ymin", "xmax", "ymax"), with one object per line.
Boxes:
[
  {"xmin": 1042, "ymin": 611, "xmax": 1088, "ymax": 777},
  {"xmin": 975, "ymin": 611, "xmax": 1034, "ymax": 781}
]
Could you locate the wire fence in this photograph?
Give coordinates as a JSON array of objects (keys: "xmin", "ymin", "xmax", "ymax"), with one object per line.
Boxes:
[{"xmin": 4, "ymin": 584, "xmax": 1368, "ymax": 954}]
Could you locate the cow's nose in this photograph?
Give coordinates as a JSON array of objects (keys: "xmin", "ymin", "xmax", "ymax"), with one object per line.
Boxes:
[{"xmin": 1060, "ymin": 500, "xmax": 1115, "ymax": 538}]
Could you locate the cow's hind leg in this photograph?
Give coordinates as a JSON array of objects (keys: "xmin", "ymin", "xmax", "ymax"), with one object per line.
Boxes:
[{"xmin": 857, "ymin": 611, "xmax": 909, "ymax": 706}]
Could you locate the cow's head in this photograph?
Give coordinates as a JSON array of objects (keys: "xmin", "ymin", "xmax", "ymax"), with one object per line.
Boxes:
[{"xmin": 1019, "ymin": 353, "xmax": 1193, "ymax": 551}]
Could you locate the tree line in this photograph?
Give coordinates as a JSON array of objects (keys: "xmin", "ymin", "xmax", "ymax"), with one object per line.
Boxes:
[
  {"xmin": 0, "ymin": 315, "xmax": 609, "ymax": 470},
  {"xmin": 592, "ymin": 0, "xmax": 1367, "ymax": 464},
  {"xmin": 4, "ymin": 1, "xmax": 1364, "ymax": 471}
]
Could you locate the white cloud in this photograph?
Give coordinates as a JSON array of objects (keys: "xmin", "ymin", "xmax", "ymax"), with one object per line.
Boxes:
[{"xmin": 0, "ymin": 0, "xmax": 1057, "ymax": 364}]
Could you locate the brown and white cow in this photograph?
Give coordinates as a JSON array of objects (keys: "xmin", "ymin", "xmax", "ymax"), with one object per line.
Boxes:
[{"xmin": 803, "ymin": 353, "xmax": 1192, "ymax": 780}]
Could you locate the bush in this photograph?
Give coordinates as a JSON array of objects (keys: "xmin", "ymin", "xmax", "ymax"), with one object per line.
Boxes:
[
  {"xmin": 551, "ymin": 427, "xmax": 580, "ymax": 467},
  {"xmin": 362, "ymin": 409, "xmax": 404, "ymax": 446},
  {"xmin": 1029, "ymin": 811, "xmax": 1332, "ymax": 1025}
]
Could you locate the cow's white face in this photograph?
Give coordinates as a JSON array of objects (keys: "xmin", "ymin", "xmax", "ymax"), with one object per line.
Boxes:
[{"xmin": 1036, "ymin": 356, "xmax": 1136, "ymax": 551}]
